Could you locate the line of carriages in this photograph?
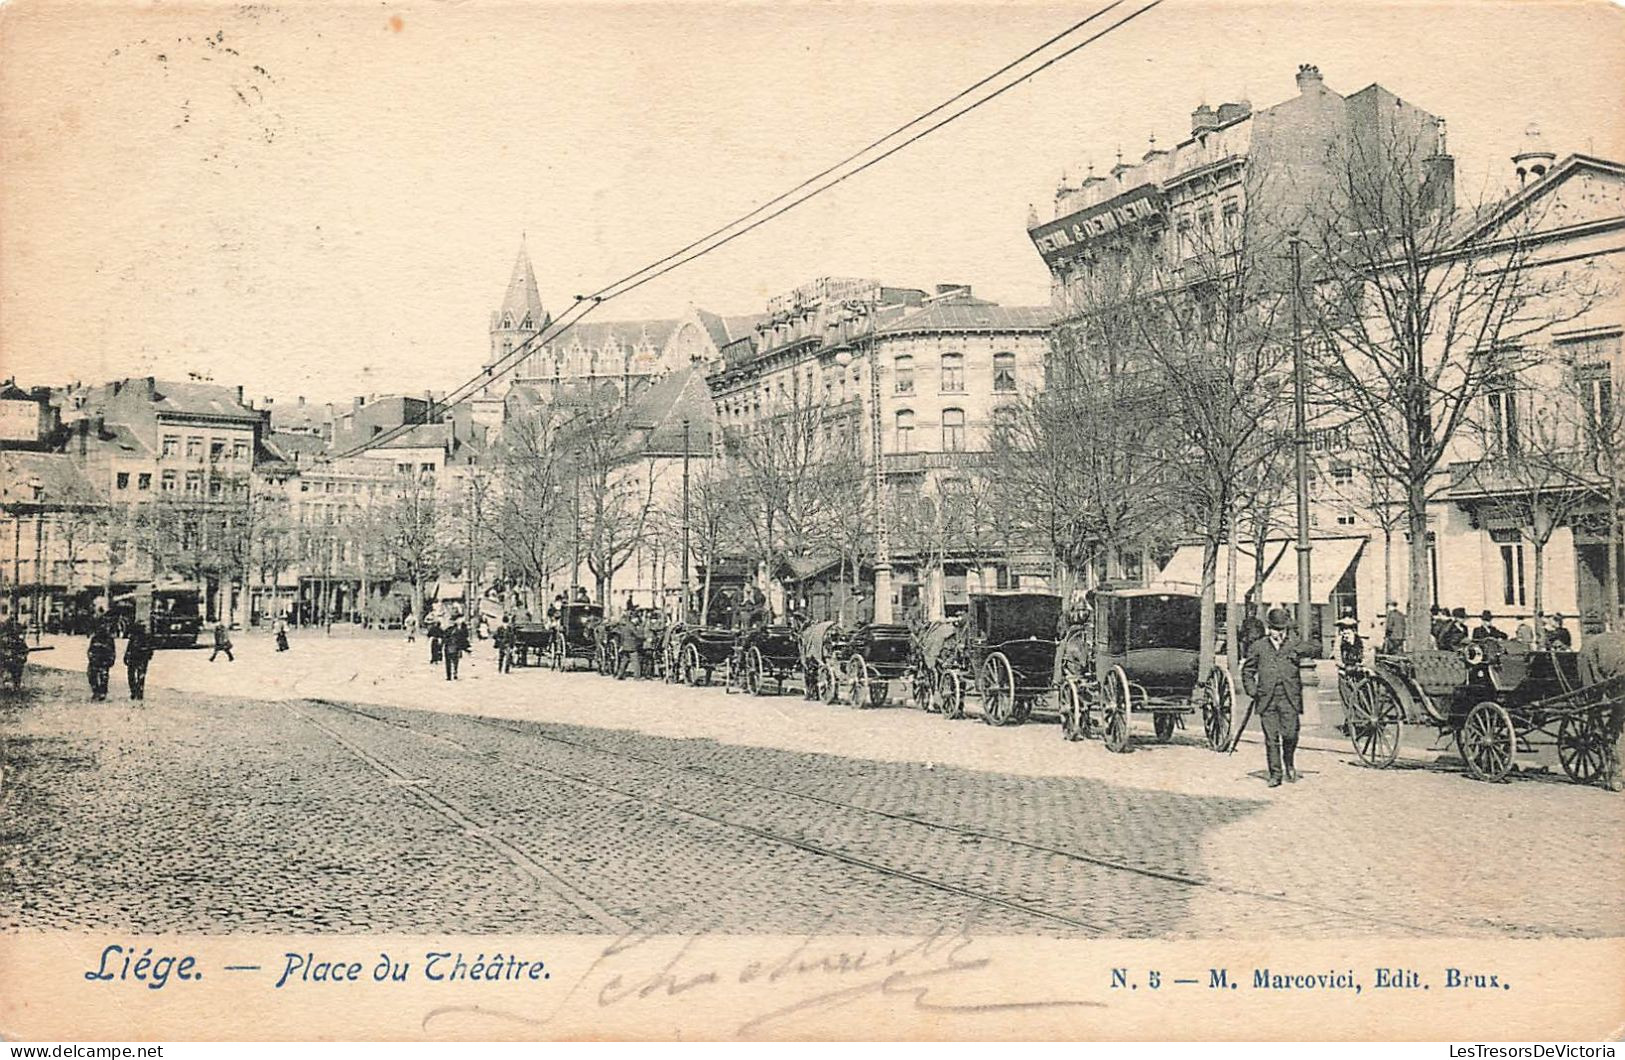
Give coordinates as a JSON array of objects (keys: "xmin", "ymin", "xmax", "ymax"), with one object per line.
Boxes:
[
  {"xmin": 502, "ymin": 587, "xmax": 1237, "ymax": 755},
  {"xmin": 499, "ymin": 587, "xmax": 1620, "ymax": 786}
]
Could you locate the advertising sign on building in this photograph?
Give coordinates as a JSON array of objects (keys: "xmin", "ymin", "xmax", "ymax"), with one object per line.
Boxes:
[
  {"xmin": 0, "ymin": 397, "xmax": 43, "ymax": 442},
  {"xmin": 1027, "ymin": 184, "xmax": 1168, "ymax": 266}
]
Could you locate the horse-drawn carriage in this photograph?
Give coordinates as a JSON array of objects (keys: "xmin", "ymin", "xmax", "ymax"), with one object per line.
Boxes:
[
  {"xmin": 508, "ymin": 620, "xmax": 553, "ymax": 667},
  {"xmin": 800, "ymin": 621, "xmax": 912, "ymax": 707},
  {"xmin": 1057, "ymin": 587, "xmax": 1233, "ymax": 752},
  {"xmin": 913, "ymin": 592, "xmax": 1065, "ymax": 725},
  {"xmin": 1342, "ymin": 638, "xmax": 1622, "ymax": 784},
  {"xmin": 734, "ymin": 624, "xmax": 803, "ymax": 695},
  {"xmin": 547, "ymin": 601, "xmax": 603, "ymax": 671}
]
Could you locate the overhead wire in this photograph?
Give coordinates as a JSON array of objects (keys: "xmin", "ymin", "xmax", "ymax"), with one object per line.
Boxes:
[{"xmin": 335, "ymin": 0, "xmax": 1165, "ymax": 459}]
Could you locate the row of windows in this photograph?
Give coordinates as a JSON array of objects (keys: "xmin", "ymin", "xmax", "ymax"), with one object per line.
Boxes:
[
  {"xmin": 893, "ymin": 352, "xmax": 1019, "ymax": 396},
  {"xmin": 893, "ymin": 406, "xmax": 1018, "ymax": 453},
  {"xmin": 159, "ymin": 434, "xmax": 252, "ymax": 463}
]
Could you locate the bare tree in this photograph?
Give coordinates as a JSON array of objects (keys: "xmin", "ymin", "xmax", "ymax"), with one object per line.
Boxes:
[
  {"xmin": 1303, "ymin": 119, "xmax": 1599, "ymax": 648},
  {"xmin": 377, "ymin": 467, "xmax": 439, "ymax": 621},
  {"xmin": 487, "ymin": 409, "xmax": 573, "ymax": 616}
]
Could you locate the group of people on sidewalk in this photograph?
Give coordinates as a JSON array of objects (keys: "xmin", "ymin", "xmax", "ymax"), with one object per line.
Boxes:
[{"xmin": 422, "ymin": 607, "xmax": 472, "ymax": 680}]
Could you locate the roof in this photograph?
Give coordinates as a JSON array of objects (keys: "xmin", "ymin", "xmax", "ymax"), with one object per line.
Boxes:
[
  {"xmin": 876, "ymin": 302, "xmax": 1055, "ymax": 337},
  {"xmin": 1455, "ymin": 153, "xmax": 1625, "ymax": 246},
  {"xmin": 95, "ymin": 423, "xmax": 151, "ymax": 458},
  {"xmin": 149, "ymin": 380, "xmax": 259, "ymax": 421},
  {"xmin": 549, "ymin": 319, "xmax": 681, "ymax": 353},
  {"xmin": 622, "ymin": 366, "xmax": 717, "ymax": 455},
  {"xmin": 498, "ymin": 241, "xmax": 547, "ymax": 324},
  {"xmin": 263, "ymin": 431, "xmax": 331, "ymax": 463},
  {"xmin": 0, "ymin": 451, "xmax": 102, "ymax": 506}
]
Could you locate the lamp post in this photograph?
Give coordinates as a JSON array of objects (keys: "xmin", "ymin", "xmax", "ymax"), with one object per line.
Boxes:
[
  {"xmin": 1289, "ymin": 232, "xmax": 1314, "ymax": 644},
  {"xmin": 681, "ymin": 418, "xmax": 691, "ymax": 620},
  {"xmin": 836, "ymin": 303, "xmax": 891, "ymax": 623},
  {"xmin": 571, "ymin": 449, "xmax": 582, "ymax": 597}
]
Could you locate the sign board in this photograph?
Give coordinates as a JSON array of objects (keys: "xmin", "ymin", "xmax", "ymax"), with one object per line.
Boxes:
[
  {"xmin": 0, "ymin": 398, "xmax": 42, "ymax": 442},
  {"xmin": 1028, "ymin": 184, "xmax": 1167, "ymax": 267}
]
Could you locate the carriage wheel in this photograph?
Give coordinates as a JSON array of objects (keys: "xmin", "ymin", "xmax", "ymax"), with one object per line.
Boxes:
[
  {"xmin": 938, "ymin": 670, "xmax": 965, "ymax": 720},
  {"xmin": 682, "ymin": 643, "xmax": 702, "ymax": 686},
  {"xmin": 1060, "ymin": 677, "xmax": 1090, "ymax": 741},
  {"xmin": 980, "ymin": 653, "xmax": 1017, "ymax": 726},
  {"xmin": 913, "ymin": 670, "xmax": 937, "ymax": 713},
  {"xmin": 1102, "ymin": 666, "xmax": 1132, "ymax": 753},
  {"xmin": 1458, "ymin": 700, "xmax": 1517, "ymax": 782},
  {"xmin": 744, "ymin": 646, "xmax": 765, "ymax": 696},
  {"xmin": 1153, "ymin": 711, "xmax": 1177, "ymax": 743},
  {"xmin": 1558, "ymin": 710, "xmax": 1609, "ymax": 785},
  {"xmin": 818, "ymin": 661, "xmax": 840, "ymax": 705},
  {"xmin": 846, "ymin": 654, "xmax": 871, "ymax": 708},
  {"xmin": 1348, "ymin": 677, "xmax": 1402, "ymax": 768},
  {"xmin": 1201, "ymin": 668, "xmax": 1234, "ymax": 752}
]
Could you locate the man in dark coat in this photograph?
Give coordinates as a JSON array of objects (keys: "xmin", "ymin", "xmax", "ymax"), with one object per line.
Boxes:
[
  {"xmin": 1241, "ymin": 607, "xmax": 1318, "ymax": 787},
  {"xmin": 1438, "ymin": 607, "xmax": 1470, "ymax": 651},
  {"xmin": 1429, "ymin": 605, "xmax": 1448, "ymax": 649},
  {"xmin": 1547, "ymin": 613, "xmax": 1574, "ymax": 651},
  {"xmin": 443, "ymin": 610, "xmax": 468, "ymax": 680},
  {"xmin": 87, "ymin": 612, "xmax": 118, "ymax": 701},
  {"xmin": 1472, "ymin": 609, "xmax": 1508, "ymax": 642},
  {"xmin": 427, "ymin": 616, "xmax": 443, "ymax": 665},
  {"xmin": 124, "ymin": 621, "xmax": 153, "ymax": 701},
  {"xmin": 1382, "ymin": 601, "xmax": 1407, "ymax": 654}
]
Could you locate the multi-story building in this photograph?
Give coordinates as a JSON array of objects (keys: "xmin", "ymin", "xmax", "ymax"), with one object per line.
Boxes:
[{"xmin": 708, "ymin": 277, "xmax": 1052, "ymax": 621}]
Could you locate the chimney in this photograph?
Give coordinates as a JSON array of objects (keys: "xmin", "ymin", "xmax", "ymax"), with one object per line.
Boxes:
[
  {"xmin": 297, "ymin": 395, "xmax": 306, "ymax": 407},
  {"xmin": 236, "ymin": 385, "xmax": 244, "ymax": 407},
  {"xmin": 934, "ymin": 283, "xmax": 970, "ymax": 298},
  {"xmin": 1191, "ymin": 103, "xmax": 1219, "ymax": 135},
  {"xmin": 1295, "ymin": 63, "xmax": 1324, "ymax": 94},
  {"xmin": 1217, "ymin": 101, "xmax": 1251, "ymax": 124},
  {"xmin": 77, "ymin": 417, "xmax": 87, "ymax": 456},
  {"xmin": 263, "ymin": 395, "xmax": 274, "ymax": 408}
]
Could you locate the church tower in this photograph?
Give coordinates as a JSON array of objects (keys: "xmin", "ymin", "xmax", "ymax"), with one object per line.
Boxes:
[{"xmin": 484, "ymin": 237, "xmax": 550, "ymax": 393}]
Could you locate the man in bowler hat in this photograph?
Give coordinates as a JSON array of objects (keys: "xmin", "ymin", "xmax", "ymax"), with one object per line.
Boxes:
[{"xmin": 1241, "ymin": 607, "xmax": 1318, "ymax": 788}]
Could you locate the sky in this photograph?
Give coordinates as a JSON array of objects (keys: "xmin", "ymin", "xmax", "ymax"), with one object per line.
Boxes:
[{"xmin": 2, "ymin": 0, "xmax": 1622, "ymax": 407}]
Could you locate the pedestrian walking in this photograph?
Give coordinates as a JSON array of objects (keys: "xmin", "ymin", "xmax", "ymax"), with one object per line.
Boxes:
[
  {"xmin": 208, "ymin": 621, "xmax": 235, "ymax": 662},
  {"xmin": 124, "ymin": 621, "xmax": 153, "ymax": 701},
  {"xmin": 494, "ymin": 617, "xmax": 513, "ymax": 674},
  {"xmin": 1382, "ymin": 601, "xmax": 1407, "ymax": 654},
  {"xmin": 87, "ymin": 612, "xmax": 117, "ymax": 701},
  {"xmin": 1241, "ymin": 607, "xmax": 1318, "ymax": 788},
  {"xmin": 428, "ymin": 616, "xmax": 443, "ymax": 665},
  {"xmin": 443, "ymin": 610, "xmax": 468, "ymax": 680},
  {"xmin": 405, "ymin": 611, "xmax": 418, "ymax": 643},
  {"xmin": 274, "ymin": 616, "xmax": 290, "ymax": 653}
]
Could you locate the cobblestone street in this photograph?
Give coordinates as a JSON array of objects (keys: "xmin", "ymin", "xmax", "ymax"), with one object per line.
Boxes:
[{"xmin": 2, "ymin": 630, "xmax": 1621, "ymax": 938}]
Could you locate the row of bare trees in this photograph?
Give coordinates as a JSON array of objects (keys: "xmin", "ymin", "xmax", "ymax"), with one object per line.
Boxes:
[{"xmin": 988, "ymin": 115, "xmax": 1618, "ymax": 674}]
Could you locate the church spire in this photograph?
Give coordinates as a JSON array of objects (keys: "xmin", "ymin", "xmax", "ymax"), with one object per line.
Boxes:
[{"xmin": 497, "ymin": 237, "xmax": 546, "ymax": 328}]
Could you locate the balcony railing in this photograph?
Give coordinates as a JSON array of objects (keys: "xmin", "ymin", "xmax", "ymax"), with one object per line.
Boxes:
[{"xmin": 882, "ymin": 450, "xmax": 989, "ymax": 474}]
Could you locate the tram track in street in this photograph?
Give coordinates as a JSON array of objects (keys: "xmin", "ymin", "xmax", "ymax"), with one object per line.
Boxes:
[{"xmin": 296, "ymin": 695, "xmax": 1462, "ymax": 938}]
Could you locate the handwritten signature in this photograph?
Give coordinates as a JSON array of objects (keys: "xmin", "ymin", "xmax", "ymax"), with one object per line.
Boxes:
[{"xmin": 421, "ymin": 914, "xmax": 1101, "ymax": 1038}]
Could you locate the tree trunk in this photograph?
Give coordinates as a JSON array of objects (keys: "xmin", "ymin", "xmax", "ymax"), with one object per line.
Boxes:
[
  {"xmin": 1382, "ymin": 525, "xmax": 1393, "ymax": 611},
  {"xmin": 1532, "ymin": 537, "xmax": 1546, "ymax": 637},
  {"xmin": 1197, "ymin": 512, "xmax": 1221, "ymax": 685},
  {"xmin": 1609, "ymin": 470, "xmax": 1622, "ymax": 633},
  {"xmin": 1406, "ymin": 481, "xmax": 1432, "ymax": 650},
  {"xmin": 1225, "ymin": 502, "xmax": 1240, "ymax": 681}
]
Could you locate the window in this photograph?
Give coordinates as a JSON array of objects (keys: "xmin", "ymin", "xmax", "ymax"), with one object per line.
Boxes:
[
  {"xmin": 209, "ymin": 478, "xmax": 223, "ymax": 499},
  {"xmin": 991, "ymin": 405, "xmax": 1017, "ymax": 437},
  {"xmin": 1336, "ymin": 512, "xmax": 1357, "ymax": 527},
  {"xmin": 160, "ymin": 470, "xmax": 177, "ymax": 492},
  {"xmin": 116, "ymin": 472, "xmax": 130, "ymax": 490},
  {"xmin": 209, "ymin": 440, "xmax": 226, "ymax": 462},
  {"xmin": 186, "ymin": 437, "xmax": 203, "ymax": 461},
  {"xmin": 419, "ymin": 462, "xmax": 435, "ymax": 474},
  {"xmin": 137, "ymin": 473, "xmax": 151, "ymax": 491},
  {"xmin": 1486, "ymin": 381, "xmax": 1520, "ymax": 456},
  {"xmin": 942, "ymin": 408, "xmax": 966, "ymax": 452},
  {"xmin": 300, "ymin": 481, "xmax": 311, "ymax": 493},
  {"xmin": 184, "ymin": 471, "xmax": 203, "ymax": 494},
  {"xmin": 161, "ymin": 435, "xmax": 179, "ymax": 458},
  {"xmin": 1331, "ymin": 465, "xmax": 1354, "ymax": 486},
  {"xmin": 940, "ymin": 353, "xmax": 964, "ymax": 393},
  {"xmin": 894, "ymin": 355, "xmax": 915, "ymax": 395},
  {"xmin": 233, "ymin": 440, "xmax": 251, "ymax": 462},
  {"xmin": 993, "ymin": 352, "xmax": 1017, "ymax": 392},
  {"xmin": 894, "ymin": 410, "xmax": 915, "ymax": 453},
  {"xmin": 1499, "ymin": 539, "xmax": 1528, "ymax": 607}
]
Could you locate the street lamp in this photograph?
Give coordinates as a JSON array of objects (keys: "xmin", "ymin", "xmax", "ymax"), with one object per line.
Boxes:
[
  {"xmin": 681, "ymin": 418, "xmax": 691, "ymax": 620},
  {"xmin": 835, "ymin": 303, "xmax": 891, "ymax": 623},
  {"xmin": 1289, "ymin": 232, "xmax": 1315, "ymax": 647}
]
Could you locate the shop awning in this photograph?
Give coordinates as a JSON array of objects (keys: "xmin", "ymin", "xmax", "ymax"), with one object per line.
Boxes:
[
  {"xmin": 1153, "ymin": 541, "xmax": 1288, "ymax": 602},
  {"xmin": 1255, "ymin": 537, "xmax": 1366, "ymax": 606},
  {"xmin": 429, "ymin": 580, "xmax": 465, "ymax": 602}
]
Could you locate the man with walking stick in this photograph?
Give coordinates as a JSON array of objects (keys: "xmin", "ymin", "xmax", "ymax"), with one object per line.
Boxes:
[{"xmin": 1238, "ymin": 607, "xmax": 1319, "ymax": 788}]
